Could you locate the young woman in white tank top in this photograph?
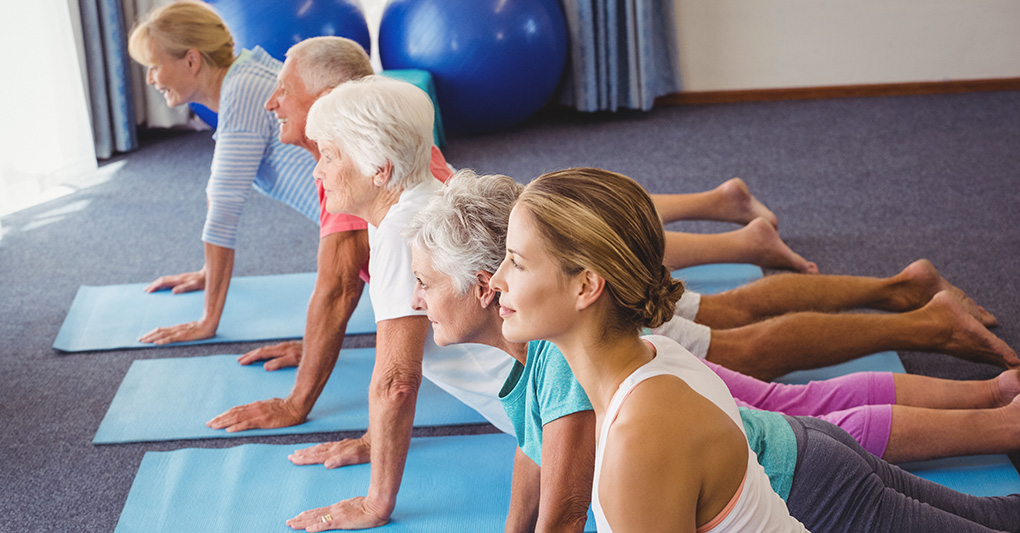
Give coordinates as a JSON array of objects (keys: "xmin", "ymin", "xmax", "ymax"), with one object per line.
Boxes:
[{"xmin": 489, "ymin": 167, "xmax": 806, "ymax": 532}]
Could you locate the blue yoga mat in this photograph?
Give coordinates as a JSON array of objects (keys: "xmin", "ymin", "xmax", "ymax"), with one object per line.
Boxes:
[
  {"xmin": 116, "ymin": 434, "xmax": 517, "ymax": 532},
  {"xmin": 53, "ymin": 272, "xmax": 376, "ymax": 352},
  {"xmin": 773, "ymin": 351, "xmax": 907, "ymax": 384},
  {"xmin": 56, "ymin": 265, "xmax": 759, "ymax": 353},
  {"xmin": 117, "ymin": 433, "xmax": 597, "ymax": 532},
  {"xmin": 775, "ymin": 348, "xmax": 1020, "ymax": 496},
  {"xmin": 94, "ymin": 348, "xmax": 487, "ymax": 444},
  {"xmin": 901, "ymin": 455, "xmax": 1020, "ymax": 497},
  {"xmin": 673, "ymin": 263, "xmax": 763, "ymax": 295}
]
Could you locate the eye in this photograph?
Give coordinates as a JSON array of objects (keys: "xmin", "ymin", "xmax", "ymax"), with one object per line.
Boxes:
[{"xmin": 416, "ymin": 277, "xmax": 428, "ymax": 290}]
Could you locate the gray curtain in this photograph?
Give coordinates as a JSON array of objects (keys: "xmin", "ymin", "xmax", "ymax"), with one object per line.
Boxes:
[
  {"xmin": 559, "ymin": 0, "xmax": 681, "ymax": 112},
  {"xmin": 79, "ymin": 0, "xmax": 138, "ymax": 159}
]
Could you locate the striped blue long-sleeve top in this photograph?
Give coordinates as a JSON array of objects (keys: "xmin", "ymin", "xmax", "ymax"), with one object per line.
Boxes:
[{"xmin": 203, "ymin": 47, "xmax": 319, "ymax": 249}]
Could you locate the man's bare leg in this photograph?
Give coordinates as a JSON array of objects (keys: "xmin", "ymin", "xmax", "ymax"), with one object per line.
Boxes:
[
  {"xmin": 706, "ymin": 291, "xmax": 1018, "ymax": 380},
  {"xmin": 651, "ymin": 178, "xmax": 779, "ymax": 227},
  {"xmin": 664, "ymin": 217, "xmax": 817, "ymax": 273},
  {"xmin": 696, "ymin": 259, "xmax": 997, "ymax": 329}
]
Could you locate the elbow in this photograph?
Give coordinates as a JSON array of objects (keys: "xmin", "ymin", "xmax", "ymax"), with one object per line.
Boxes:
[
  {"xmin": 372, "ymin": 366, "xmax": 422, "ymax": 406},
  {"xmin": 538, "ymin": 496, "xmax": 591, "ymax": 533}
]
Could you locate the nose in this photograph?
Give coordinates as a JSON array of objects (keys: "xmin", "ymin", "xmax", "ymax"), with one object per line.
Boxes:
[
  {"xmin": 265, "ymin": 88, "xmax": 279, "ymax": 111},
  {"xmin": 410, "ymin": 284, "xmax": 427, "ymax": 311},
  {"xmin": 490, "ymin": 260, "xmax": 510, "ymax": 294},
  {"xmin": 312, "ymin": 159, "xmax": 326, "ymax": 181}
]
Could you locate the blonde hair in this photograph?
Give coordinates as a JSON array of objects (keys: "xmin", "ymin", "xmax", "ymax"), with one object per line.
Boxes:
[
  {"xmin": 286, "ymin": 36, "xmax": 373, "ymax": 95},
  {"xmin": 305, "ymin": 76, "xmax": 433, "ymax": 190},
  {"xmin": 128, "ymin": 0, "xmax": 234, "ymax": 68},
  {"xmin": 517, "ymin": 167, "xmax": 684, "ymax": 331}
]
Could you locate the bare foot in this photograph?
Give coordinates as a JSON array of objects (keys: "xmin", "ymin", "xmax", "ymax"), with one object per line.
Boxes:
[
  {"xmin": 900, "ymin": 259, "xmax": 997, "ymax": 327},
  {"xmin": 926, "ymin": 291, "xmax": 1018, "ymax": 368},
  {"xmin": 992, "ymin": 369, "xmax": 1020, "ymax": 407},
  {"xmin": 717, "ymin": 178, "xmax": 779, "ymax": 228},
  {"xmin": 741, "ymin": 218, "xmax": 818, "ymax": 273}
]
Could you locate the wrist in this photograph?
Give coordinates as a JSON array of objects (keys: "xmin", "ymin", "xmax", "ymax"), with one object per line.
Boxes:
[{"xmin": 287, "ymin": 390, "xmax": 317, "ymax": 416}]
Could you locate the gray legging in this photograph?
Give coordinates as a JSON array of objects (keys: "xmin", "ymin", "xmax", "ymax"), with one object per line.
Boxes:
[{"xmin": 784, "ymin": 415, "xmax": 1020, "ymax": 533}]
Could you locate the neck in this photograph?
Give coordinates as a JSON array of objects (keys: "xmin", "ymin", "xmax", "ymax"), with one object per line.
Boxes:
[
  {"xmin": 194, "ymin": 61, "xmax": 231, "ymax": 112},
  {"xmin": 551, "ymin": 319, "xmax": 653, "ymax": 418},
  {"xmin": 301, "ymin": 138, "xmax": 321, "ymax": 161},
  {"xmin": 362, "ymin": 185, "xmax": 405, "ymax": 227}
]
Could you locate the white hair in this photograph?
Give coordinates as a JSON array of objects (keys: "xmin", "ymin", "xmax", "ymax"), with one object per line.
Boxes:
[
  {"xmin": 305, "ymin": 75, "xmax": 433, "ymax": 189},
  {"xmin": 285, "ymin": 36, "xmax": 373, "ymax": 95},
  {"xmin": 405, "ymin": 170, "xmax": 524, "ymax": 294}
]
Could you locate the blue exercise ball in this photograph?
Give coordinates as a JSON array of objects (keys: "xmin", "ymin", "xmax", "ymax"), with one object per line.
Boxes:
[
  {"xmin": 379, "ymin": 0, "xmax": 567, "ymax": 134},
  {"xmin": 206, "ymin": 0, "xmax": 370, "ymax": 61},
  {"xmin": 192, "ymin": 0, "xmax": 371, "ymax": 129}
]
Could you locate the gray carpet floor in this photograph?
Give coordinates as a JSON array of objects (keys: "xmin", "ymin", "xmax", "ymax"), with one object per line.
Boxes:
[{"xmin": 1, "ymin": 89, "xmax": 1018, "ymax": 531}]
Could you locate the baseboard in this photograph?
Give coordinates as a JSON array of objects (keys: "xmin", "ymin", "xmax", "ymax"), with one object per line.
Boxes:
[{"xmin": 656, "ymin": 78, "xmax": 1020, "ymax": 106}]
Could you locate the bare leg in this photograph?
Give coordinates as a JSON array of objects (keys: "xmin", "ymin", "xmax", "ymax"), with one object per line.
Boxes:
[
  {"xmin": 696, "ymin": 258, "xmax": 997, "ymax": 329},
  {"xmin": 706, "ymin": 291, "xmax": 1018, "ymax": 380},
  {"xmin": 893, "ymin": 369, "xmax": 1020, "ymax": 409},
  {"xmin": 883, "ymin": 397, "xmax": 1020, "ymax": 462},
  {"xmin": 651, "ymin": 178, "xmax": 779, "ymax": 227},
  {"xmin": 663, "ymin": 217, "xmax": 817, "ymax": 273}
]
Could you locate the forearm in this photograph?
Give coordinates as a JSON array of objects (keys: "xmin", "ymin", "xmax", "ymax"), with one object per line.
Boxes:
[
  {"xmin": 365, "ymin": 374, "xmax": 420, "ymax": 515},
  {"xmin": 201, "ymin": 242, "xmax": 235, "ymax": 329},
  {"xmin": 289, "ymin": 230, "xmax": 369, "ymax": 414},
  {"xmin": 288, "ymin": 276, "xmax": 365, "ymax": 414},
  {"xmin": 364, "ymin": 317, "xmax": 428, "ymax": 516}
]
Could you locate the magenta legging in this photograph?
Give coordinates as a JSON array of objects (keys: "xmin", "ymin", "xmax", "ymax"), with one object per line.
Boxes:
[{"xmin": 705, "ymin": 361, "xmax": 897, "ymax": 458}]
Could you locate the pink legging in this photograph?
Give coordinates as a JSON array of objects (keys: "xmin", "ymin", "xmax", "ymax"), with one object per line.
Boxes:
[{"xmin": 706, "ymin": 361, "xmax": 896, "ymax": 458}]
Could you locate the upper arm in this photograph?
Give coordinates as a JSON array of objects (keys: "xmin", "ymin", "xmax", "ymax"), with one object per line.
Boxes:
[
  {"xmin": 537, "ymin": 410, "xmax": 596, "ymax": 532},
  {"xmin": 316, "ymin": 230, "xmax": 369, "ymax": 294},
  {"xmin": 372, "ymin": 316, "xmax": 430, "ymax": 395},
  {"xmin": 204, "ymin": 131, "xmax": 267, "ymax": 248}
]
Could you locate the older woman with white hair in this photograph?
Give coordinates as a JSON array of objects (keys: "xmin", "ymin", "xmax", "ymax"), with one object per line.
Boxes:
[
  {"xmin": 282, "ymin": 76, "xmax": 515, "ymax": 531},
  {"xmin": 402, "ymin": 170, "xmax": 1020, "ymax": 532}
]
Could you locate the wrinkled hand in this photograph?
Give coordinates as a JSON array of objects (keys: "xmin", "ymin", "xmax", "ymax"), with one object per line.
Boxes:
[
  {"xmin": 206, "ymin": 397, "xmax": 306, "ymax": 432},
  {"xmin": 237, "ymin": 340, "xmax": 303, "ymax": 370},
  {"xmin": 289, "ymin": 436, "xmax": 371, "ymax": 469},
  {"xmin": 138, "ymin": 320, "xmax": 216, "ymax": 345},
  {"xmin": 145, "ymin": 270, "xmax": 206, "ymax": 294},
  {"xmin": 287, "ymin": 497, "xmax": 389, "ymax": 531}
]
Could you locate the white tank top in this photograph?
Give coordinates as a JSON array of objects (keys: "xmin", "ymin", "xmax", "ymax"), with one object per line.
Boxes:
[{"xmin": 591, "ymin": 335, "xmax": 807, "ymax": 532}]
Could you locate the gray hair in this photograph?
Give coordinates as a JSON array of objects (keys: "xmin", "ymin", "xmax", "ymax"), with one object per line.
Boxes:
[
  {"xmin": 406, "ymin": 170, "xmax": 525, "ymax": 294},
  {"xmin": 286, "ymin": 36, "xmax": 373, "ymax": 95},
  {"xmin": 306, "ymin": 76, "xmax": 433, "ymax": 189}
]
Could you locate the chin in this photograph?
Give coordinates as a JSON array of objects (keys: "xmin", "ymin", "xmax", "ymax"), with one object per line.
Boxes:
[{"xmin": 500, "ymin": 322, "xmax": 529, "ymax": 344}]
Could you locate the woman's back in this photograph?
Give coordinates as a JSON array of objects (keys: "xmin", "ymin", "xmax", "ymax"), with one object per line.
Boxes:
[{"xmin": 592, "ymin": 336, "xmax": 806, "ymax": 532}]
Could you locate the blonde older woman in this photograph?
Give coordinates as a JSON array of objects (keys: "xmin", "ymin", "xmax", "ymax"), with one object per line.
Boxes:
[
  {"xmin": 127, "ymin": 1, "xmax": 371, "ymax": 353},
  {"xmin": 283, "ymin": 76, "xmax": 515, "ymax": 531}
]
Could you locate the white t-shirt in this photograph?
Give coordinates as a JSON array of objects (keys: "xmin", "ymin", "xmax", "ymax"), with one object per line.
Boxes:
[
  {"xmin": 368, "ymin": 178, "xmax": 514, "ymax": 434},
  {"xmin": 592, "ymin": 335, "xmax": 805, "ymax": 533}
]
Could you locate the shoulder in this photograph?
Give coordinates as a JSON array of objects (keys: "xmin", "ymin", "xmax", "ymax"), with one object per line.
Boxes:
[
  {"xmin": 613, "ymin": 375, "xmax": 744, "ymax": 461},
  {"xmin": 218, "ymin": 48, "xmax": 279, "ymax": 129}
]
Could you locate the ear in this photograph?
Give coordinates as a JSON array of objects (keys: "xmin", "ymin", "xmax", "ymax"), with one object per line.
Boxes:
[
  {"xmin": 574, "ymin": 269, "xmax": 605, "ymax": 312},
  {"xmin": 474, "ymin": 271, "xmax": 498, "ymax": 308},
  {"xmin": 374, "ymin": 160, "xmax": 393, "ymax": 187},
  {"xmin": 184, "ymin": 49, "xmax": 202, "ymax": 72}
]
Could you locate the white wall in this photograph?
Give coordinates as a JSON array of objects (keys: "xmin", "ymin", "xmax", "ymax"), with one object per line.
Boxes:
[{"xmin": 672, "ymin": 0, "xmax": 1020, "ymax": 92}]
